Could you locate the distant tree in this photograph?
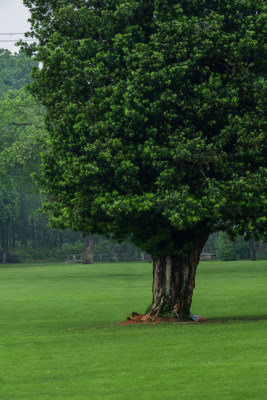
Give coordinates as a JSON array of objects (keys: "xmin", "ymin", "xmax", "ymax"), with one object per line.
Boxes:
[
  {"xmin": 0, "ymin": 86, "xmax": 54, "ymax": 254},
  {"xmin": 0, "ymin": 51, "xmax": 86, "ymax": 259},
  {"xmin": 203, "ymin": 233, "xmax": 217, "ymax": 254},
  {"xmin": 23, "ymin": 0, "xmax": 266, "ymax": 320},
  {"xmin": 235, "ymin": 236, "xmax": 250, "ymax": 260},
  {"xmin": 216, "ymin": 232, "xmax": 236, "ymax": 261},
  {"xmin": 83, "ymin": 233, "xmax": 94, "ymax": 264},
  {"xmin": 0, "ymin": 87, "xmax": 45, "ymax": 171},
  {"xmin": 250, "ymin": 239, "xmax": 256, "ymax": 261},
  {"xmin": 0, "ymin": 177, "xmax": 20, "ymax": 249},
  {"xmin": 0, "ymin": 49, "xmax": 37, "ymax": 98}
]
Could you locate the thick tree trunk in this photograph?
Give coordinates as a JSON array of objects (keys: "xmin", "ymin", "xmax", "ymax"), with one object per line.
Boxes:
[
  {"xmin": 145, "ymin": 235, "xmax": 208, "ymax": 321},
  {"xmin": 83, "ymin": 234, "xmax": 94, "ymax": 264}
]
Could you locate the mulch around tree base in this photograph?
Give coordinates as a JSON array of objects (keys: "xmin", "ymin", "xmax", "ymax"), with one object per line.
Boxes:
[{"xmin": 117, "ymin": 312, "xmax": 207, "ymax": 325}]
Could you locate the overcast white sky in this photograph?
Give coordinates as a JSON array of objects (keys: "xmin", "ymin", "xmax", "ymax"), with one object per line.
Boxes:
[{"xmin": 0, "ymin": 0, "xmax": 31, "ymax": 53}]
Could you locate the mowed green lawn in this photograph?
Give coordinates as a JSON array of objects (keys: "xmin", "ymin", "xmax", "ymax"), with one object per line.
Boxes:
[{"xmin": 0, "ymin": 260, "xmax": 266, "ymax": 400}]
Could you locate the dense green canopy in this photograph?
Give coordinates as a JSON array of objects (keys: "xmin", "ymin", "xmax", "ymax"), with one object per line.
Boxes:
[{"xmin": 23, "ymin": 0, "xmax": 266, "ymax": 257}]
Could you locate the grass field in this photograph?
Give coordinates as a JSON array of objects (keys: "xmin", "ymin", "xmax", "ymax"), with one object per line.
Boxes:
[{"xmin": 0, "ymin": 260, "xmax": 266, "ymax": 400}]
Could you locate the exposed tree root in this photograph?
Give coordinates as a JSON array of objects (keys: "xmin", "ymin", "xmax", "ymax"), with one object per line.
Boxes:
[
  {"xmin": 140, "ymin": 299, "xmax": 191, "ymax": 322},
  {"xmin": 119, "ymin": 311, "xmax": 207, "ymax": 325},
  {"xmin": 130, "ymin": 311, "xmax": 188, "ymax": 323}
]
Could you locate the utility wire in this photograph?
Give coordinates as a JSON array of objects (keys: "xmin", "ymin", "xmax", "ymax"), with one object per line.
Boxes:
[
  {"xmin": 0, "ymin": 34, "xmax": 35, "ymax": 42},
  {"xmin": 0, "ymin": 33, "xmax": 27, "ymax": 35},
  {"xmin": 0, "ymin": 33, "xmax": 34, "ymax": 42},
  {"xmin": 0, "ymin": 34, "xmax": 34, "ymax": 41},
  {"xmin": 0, "ymin": 40, "xmax": 34, "ymax": 42}
]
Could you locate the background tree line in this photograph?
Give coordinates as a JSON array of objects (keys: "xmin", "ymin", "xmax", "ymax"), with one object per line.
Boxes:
[
  {"xmin": 203, "ymin": 233, "xmax": 266, "ymax": 261},
  {"xmin": 0, "ymin": 49, "xmax": 82, "ymax": 261}
]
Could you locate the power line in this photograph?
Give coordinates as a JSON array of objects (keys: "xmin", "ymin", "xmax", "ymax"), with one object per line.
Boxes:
[
  {"xmin": 0, "ymin": 40, "xmax": 35, "ymax": 42},
  {"xmin": 0, "ymin": 33, "xmax": 27, "ymax": 35},
  {"xmin": 0, "ymin": 34, "xmax": 35, "ymax": 42}
]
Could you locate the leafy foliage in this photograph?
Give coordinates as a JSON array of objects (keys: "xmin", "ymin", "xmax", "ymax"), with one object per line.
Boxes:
[
  {"xmin": 215, "ymin": 232, "xmax": 236, "ymax": 261},
  {"xmin": 0, "ymin": 178, "xmax": 20, "ymax": 225},
  {"xmin": 0, "ymin": 49, "xmax": 37, "ymax": 98},
  {"xmin": 234, "ymin": 236, "xmax": 250, "ymax": 260},
  {"xmin": 0, "ymin": 87, "xmax": 46, "ymax": 174},
  {"xmin": 23, "ymin": 0, "xmax": 267, "ymax": 257},
  {"xmin": 0, "ymin": 50, "xmax": 83, "ymax": 255}
]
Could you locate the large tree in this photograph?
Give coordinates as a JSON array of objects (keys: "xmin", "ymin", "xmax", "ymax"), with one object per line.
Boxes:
[{"xmin": 23, "ymin": 0, "xmax": 266, "ymax": 320}]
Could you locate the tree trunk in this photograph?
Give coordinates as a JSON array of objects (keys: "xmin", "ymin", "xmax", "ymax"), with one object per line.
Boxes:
[
  {"xmin": 31, "ymin": 219, "xmax": 36, "ymax": 249},
  {"xmin": 83, "ymin": 234, "xmax": 94, "ymax": 264},
  {"xmin": 6, "ymin": 226, "xmax": 9, "ymax": 251},
  {"xmin": 250, "ymin": 239, "xmax": 256, "ymax": 261},
  {"xmin": 255, "ymin": 241, "xmax": 261, "ymax": 256},
  {"xmin": 145, "ymin": 235, "xmax": 208, "ymax": 321},
  {"xmin": 0, "ymin": 225, "xmax": 7, "ymax": 249},
  {"xmin": 59, "ymin": 232, "xmax": 63, "ymax": 248},
  {"xmin": 11, "ymin": 223, "xmax": 16, "ymax": 248}
]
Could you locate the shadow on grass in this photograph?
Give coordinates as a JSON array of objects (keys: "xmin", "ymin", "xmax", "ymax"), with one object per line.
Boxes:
[
  {"xmin": 207, "ymin": 315, "xmax": 267, "ymax": 323},
  {"xmin": 113, "ymin": 314, "xmax": 267, "ymax": 326}
]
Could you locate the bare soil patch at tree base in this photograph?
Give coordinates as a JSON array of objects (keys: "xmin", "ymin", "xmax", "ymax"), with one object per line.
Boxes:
[{"xmin": 117, "ymin": 312, "xmax": 207, "ymax": 325}]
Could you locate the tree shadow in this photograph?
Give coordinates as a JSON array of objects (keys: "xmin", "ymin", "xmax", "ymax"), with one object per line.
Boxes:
[{"xmin": 207, "ymin": 315, "xmax": 267, "ymax": 323}]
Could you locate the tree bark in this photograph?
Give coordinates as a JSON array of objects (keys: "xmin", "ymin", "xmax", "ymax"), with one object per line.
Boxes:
[
  {"xmin": 0, "ymin": 225, "xmax": 7, "ymax": 250},
  {"xmin": 49, "ymin": 231, "xmax": 53, "ymax": 257},
  {"xmin": 255, "ymin": 241, "xmax": 261, "ymax": 255},
  {"xmin": 144, "ymin": 235, "xmax": 208, "ymax": 321},
  {"xmin": 11, "ymin": 223, "xmax": 16, "ymax": 248},
  {"xmin": 83, "ymin": 234, "xmax": 94, "ymax": 264},
  {"xmin": 31, "ymin": 219, "xmax": 36, "ymax": 249},
  {"xmin": 250, "ymin": 239, "xmax": 256, "ymax": 261}
]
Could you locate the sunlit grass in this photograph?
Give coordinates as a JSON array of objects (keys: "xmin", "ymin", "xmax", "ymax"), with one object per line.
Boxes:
[{"xmin": 0, "ymin": 260, "xmax": 266, "ymax": 399}]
